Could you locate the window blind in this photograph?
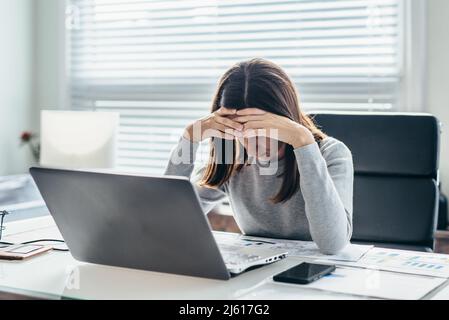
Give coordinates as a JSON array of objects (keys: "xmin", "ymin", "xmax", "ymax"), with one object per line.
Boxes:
[{"xmin": 67, "ymin": 0, "xmax": 403, "ymax": 174}]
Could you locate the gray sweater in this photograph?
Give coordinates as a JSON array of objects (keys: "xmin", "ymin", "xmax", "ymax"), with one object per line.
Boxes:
[{"xmin": 164, "ymin": 136, "xmax": 354, "ymax": 254}]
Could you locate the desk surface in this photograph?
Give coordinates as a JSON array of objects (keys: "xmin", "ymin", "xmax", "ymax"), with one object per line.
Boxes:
[{"xmin": 1, "ymin": 216, "xmax": 448, "ymax": 300}]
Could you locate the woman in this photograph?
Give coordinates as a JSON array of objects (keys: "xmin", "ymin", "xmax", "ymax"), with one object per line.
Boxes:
[{"xmin": 165, "ymin": 58, "xmax": 353, "ymax": 254}]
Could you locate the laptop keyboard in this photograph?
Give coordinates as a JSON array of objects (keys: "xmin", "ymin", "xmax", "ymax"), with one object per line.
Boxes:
[{"xmin": 218, "ymin": 243, "xmax": 262, "ymax": 265}]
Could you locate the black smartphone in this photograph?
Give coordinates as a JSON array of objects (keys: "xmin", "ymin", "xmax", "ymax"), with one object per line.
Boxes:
[{"xmin": 273, "ymin": 262, "xmax": 336, "ymax": 285}]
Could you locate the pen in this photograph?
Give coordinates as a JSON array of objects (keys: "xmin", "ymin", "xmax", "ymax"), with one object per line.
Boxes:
[{"xmin": 242, "ymin": 238, "xmax": 276, "ymax": 245}]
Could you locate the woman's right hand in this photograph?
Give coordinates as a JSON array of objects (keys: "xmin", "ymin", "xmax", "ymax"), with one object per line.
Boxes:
[{"xmin": 183, "ymin": 107, "xmax": 243, "ymax": 142}]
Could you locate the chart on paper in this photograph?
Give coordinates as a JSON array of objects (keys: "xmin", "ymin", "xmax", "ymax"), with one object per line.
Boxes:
[{"xmin": 331, "ymin": 248, "xmax": 449, "ymax": 278}]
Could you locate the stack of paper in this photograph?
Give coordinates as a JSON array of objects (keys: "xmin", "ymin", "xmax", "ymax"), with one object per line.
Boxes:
[{"xmin": 213, "ymin": 231, "xmax": 373, "ymax": 262}]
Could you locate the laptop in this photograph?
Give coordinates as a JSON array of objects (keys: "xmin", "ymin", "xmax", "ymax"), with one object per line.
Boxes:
[{"xmin": 30, "ymin": 167, "xmax": 287, "ymax": 280}]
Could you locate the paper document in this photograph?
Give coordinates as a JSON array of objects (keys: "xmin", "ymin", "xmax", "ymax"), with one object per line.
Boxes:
[
  {"xmin": 240, "ymin": 267, "xmax": 445, "ymax": 300},
  {"xmin": 213, "ymin": 232, "xmax": 372, "ymax": 262},
  {"xmin": 430, "ymin": 283, "xmax": 449, "ymax": 300},
  {"xmin": 240, "ymin": 281, "xmax": 365, "ymax": 300},
  {"xmin": 305, "ymin": 267, "xmax": 445, "ymax": 300},
  {"xmin": 328, "ymin": 248, "xmax": 449, "ymax": 278}
]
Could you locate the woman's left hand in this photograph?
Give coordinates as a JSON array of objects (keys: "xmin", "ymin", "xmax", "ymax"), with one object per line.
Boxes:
[{"xmin": 233, "ymin": 108, "xmax": 315, "ymax": 149}]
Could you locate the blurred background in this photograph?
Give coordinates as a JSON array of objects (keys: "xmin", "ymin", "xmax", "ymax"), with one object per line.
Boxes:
[{"xmin": 0, "ymin": 0, "xmax": 448, "ymax": 236}]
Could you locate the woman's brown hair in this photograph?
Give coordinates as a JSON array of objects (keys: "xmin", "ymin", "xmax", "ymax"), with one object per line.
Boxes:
[{"xmin": 200, "ymin": 58, "xmax": 326, "ymax": 203}]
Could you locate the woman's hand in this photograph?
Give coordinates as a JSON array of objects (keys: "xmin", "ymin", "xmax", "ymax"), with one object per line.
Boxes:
[
  {"xmin": 183, "ymin": 107, "xmax": 243, "ymax": 142},
  {"xmin": 233, "ymin": 108, "xmax": 315, "ymax": 149}
]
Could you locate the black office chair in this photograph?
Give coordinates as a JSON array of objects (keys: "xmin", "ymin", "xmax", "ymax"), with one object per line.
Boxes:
[{"xmin": 310, "ymin": 112, "xmax": 441, "ymax": 252}]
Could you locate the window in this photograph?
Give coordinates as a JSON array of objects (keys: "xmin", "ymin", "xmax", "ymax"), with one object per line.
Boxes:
[{"xmin": 67, "ymin": 0, "xmax": 404, "ymax": 174}]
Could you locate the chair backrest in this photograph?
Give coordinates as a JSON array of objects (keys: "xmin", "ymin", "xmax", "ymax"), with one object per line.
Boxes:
[{"xmin": 310, "ymin": 112, "xmax": 440, "ymax": 249}]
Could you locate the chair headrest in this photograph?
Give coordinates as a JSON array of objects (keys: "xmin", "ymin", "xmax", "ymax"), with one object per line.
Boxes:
[{"xmin": 310, "ymin": 112, "xmax": 440, "ymax": 177}]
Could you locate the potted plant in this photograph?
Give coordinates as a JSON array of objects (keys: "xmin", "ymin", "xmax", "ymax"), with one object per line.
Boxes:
[{"xmin": 20, "ymin": 131, "xmax": 40, "ymax": 164}]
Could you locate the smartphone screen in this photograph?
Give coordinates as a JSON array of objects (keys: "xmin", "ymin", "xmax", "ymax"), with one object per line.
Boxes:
[{"xmin": 273, "ymin": 262, "xmax": 336, "ymax": 284}]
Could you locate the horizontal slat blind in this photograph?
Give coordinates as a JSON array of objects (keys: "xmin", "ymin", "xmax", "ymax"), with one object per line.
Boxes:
[{"xmin": 67, "ymin": 0, "xmax": 403, "ymax": 174}]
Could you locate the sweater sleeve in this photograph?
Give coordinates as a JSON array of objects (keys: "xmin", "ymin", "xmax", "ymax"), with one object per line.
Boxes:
[
  {"xmin": 164, "ymin": 136, "xmax": 227, "ymax": 214},
  {"xmin": 294, "ymin": 139, "xmax": 354, "ymax": 254}
]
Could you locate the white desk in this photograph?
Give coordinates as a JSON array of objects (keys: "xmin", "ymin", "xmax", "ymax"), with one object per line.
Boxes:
[{"xmin": 0, "ymin": 216, "xmax": 448, "ymax": 300}]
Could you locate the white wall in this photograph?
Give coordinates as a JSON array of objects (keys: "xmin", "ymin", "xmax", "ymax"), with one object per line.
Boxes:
[
  {"xmin": 34, "ymin": 0, "xmax": 65, "ymax": 112},
  {"xmin": 0, "ymin": 0, "xmax": 35, "ymax": 175},
  {"xmin": 0, "ymin": 0, "xmax": 64, "ymax": 176},
  {"xmin": 427, "ymin": 0, "xmax": 449, "ymax": 197}
]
